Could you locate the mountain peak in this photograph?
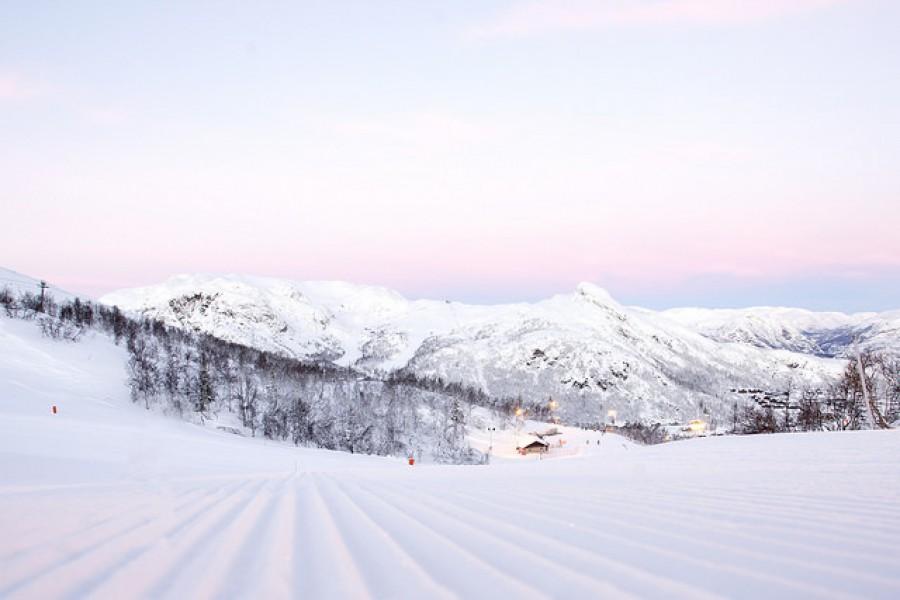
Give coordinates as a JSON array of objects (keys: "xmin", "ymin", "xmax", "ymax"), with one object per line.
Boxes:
[{"xmin": 575, "ymin": 282, "xmax": 619, "ymax": 307}]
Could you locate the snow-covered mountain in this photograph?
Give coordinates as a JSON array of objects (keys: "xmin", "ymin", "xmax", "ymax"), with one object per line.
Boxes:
[
  {"xmin": 662, "ymin": 306, "xmax": 900, "ymax": 358},
  {"xmin": 101, "ymin": 275, "xmax": 851, "ymax": 422}
]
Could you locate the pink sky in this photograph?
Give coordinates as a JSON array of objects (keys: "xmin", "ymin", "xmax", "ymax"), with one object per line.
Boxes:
[{"xmin": 2, "ymin": 0, "xmax": 899, "ymax": 310}]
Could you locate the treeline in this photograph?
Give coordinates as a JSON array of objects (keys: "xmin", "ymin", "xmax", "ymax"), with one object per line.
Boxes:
[
  {"xmin": 0, "ymin": 286, "xmax": 507, "ymax": 463},
  {"xmin": 386, "ymin": 369, "xmax": 552, "ymax": 420},
  {"xmin": 735, "ymin": 355, "xmax": 899, "ymax": 434}
]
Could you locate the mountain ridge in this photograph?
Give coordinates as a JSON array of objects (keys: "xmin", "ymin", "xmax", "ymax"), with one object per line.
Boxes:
[
  {"xmin": 6, "ymin": 267, "xmax": 894, "ymax": 423},
  {"xmin": 97, "ymin": 273, "xmax": 866, "ymax": 422}
]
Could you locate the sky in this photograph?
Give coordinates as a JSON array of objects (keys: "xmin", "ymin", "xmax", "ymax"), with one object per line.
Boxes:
[{"xmin": 2, "ymin": 0, "xmax": 899, "ymax": 311}]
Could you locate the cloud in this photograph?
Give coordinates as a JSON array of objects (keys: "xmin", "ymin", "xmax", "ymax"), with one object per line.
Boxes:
[{"xmin": 470, "ymin": 0, "xmax": 849, "ymax": 38}]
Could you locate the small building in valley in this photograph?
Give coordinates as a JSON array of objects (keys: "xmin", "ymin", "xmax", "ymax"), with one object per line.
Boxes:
[{"xmin": 518, "ymin": 438, "xmax": 550, "ymax": 455}]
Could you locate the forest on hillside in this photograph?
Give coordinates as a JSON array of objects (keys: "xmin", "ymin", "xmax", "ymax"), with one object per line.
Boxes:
[{"xmin": 0, "ymin": 287, "xmax": 539, "ymax": 462}]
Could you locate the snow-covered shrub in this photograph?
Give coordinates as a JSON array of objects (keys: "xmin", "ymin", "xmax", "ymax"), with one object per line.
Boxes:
[
  {"xmin": 37, "ymin": 315, "xmax": 83, "ymax": 342},
  {"xmin": 617, "ymin": 422, "xmax": 668, "ymax": 445}
]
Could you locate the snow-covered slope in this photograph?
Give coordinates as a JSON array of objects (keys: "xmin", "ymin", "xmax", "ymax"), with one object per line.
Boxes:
[
  {"xmin": 102, "ymin": 275, "xmax": 845, "ymax": 422},
  {"xmin": 663, "ymin": 306, "xmax": 900, "ymax": 357},
  {"xmin": 3, "ymin": 313, "xmax": 900, "ymax": 598},
  {"xmin": 104, "ymin": 274, "xmax": 442, "ymax": 366},
  {"xmin": 0, "ymin": 267, "xmax": 75, "ymax": 302}
]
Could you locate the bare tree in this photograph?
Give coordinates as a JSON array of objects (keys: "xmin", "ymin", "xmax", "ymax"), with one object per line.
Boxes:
[{"xmin": 796, "ymin": 388, "xmax": 824, "ymax": 431}]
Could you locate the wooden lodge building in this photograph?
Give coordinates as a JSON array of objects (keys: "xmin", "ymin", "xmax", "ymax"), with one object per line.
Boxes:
[{"xmin": 518, "ymin": 438, "xmax": 549, "ymax": 455}]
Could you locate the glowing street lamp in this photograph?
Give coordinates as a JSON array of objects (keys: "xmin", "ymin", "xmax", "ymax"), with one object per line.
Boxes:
[{"xmin": 548, "ymin": 398, "xmax": 559, "ymax": 424}]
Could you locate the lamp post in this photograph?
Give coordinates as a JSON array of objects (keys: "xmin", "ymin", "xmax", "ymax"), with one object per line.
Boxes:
[{"xmin": 488, "ymin": 426, "xmax": 496, "ymax": 455}]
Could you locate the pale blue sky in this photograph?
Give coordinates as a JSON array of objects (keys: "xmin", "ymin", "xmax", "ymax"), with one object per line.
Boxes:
[{"xmin": 2, "ymin": 1, "xmax": 899, "ymax": 310}]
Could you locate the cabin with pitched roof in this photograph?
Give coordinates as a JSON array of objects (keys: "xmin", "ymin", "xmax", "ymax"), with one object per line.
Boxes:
[{"xmin": 517, "ymin": 438, "xmax": 549, "ymax": 455}]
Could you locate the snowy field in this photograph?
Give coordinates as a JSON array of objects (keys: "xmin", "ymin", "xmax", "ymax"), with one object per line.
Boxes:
[{"xmin": 2, "ymin": 317, "xmax": 900, "ymax": 599}]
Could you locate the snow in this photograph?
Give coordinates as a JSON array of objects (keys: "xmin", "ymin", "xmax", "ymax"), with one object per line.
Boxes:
[
  {"xmin": 0, "ymin": 268, "xmax": 75, "ymax": 302},
  {"xmin": 465, "ymin": 411, "xmax": 636, "ymax": 462},
  {"xmin": 99, "ymin": 274, "xmax": 852, "ymax": 422},
  {"xmin": 3, "ymin": 315, "xmax": 900, "ymax": 599},
  {"xmin": 663, "ymin": 305, "xmax": 900, "ymax": 358}
]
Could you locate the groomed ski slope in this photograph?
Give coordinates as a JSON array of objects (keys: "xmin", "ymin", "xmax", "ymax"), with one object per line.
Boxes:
[{"xmin": 2, "ymin": 317, "xmax": 900, "ymax": 599}]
